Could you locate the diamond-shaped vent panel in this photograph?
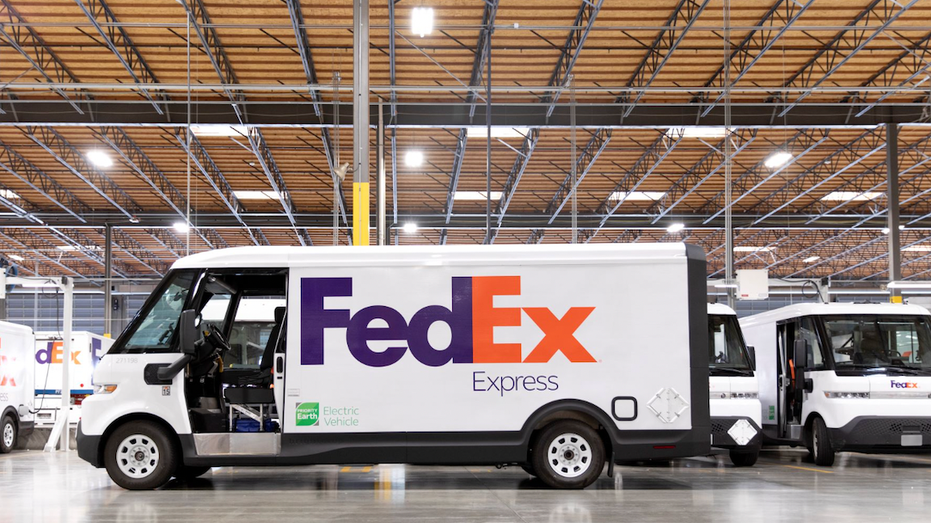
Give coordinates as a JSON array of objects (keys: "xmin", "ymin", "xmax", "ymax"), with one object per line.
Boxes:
[
  {"xmin": 646, "ymin": 388, "xmax": 689, "ymax": 423},
  {"xmin": 727, "ymin": 419, "xmax": 757, "ymax": 446}
]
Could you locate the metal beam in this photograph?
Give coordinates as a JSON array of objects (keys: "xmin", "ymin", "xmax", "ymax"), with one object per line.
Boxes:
[
  {"xmin": 108, "ymin": 228, "xmax": 168, "ymax": 275},
  {"xmin": 646, "ymin": 129, "xmax": 757, "ymax": 222},
  {"xmin": 175, "ymin": 130, "xmax": 268, "ymax": 246},
  {"xmin": 749, "ymin": 127, "xmax": 887, "ymax": 224},
  {"xmin": 489, "ymin": 1, "xmax": 603, "ymax": 243},
  {"xmin": 618, "ymin": 0, "xmax": 710, "ymax": 118},
  {"xmin": 580, "ymin": 131, "xmax": 679, "ymax": 242},
  {"xmin": 695, "ymin": 0, "xmax": 813, "ymax": 117},
  {"xmin": 0, "ymin": 139, "xmax": 90, "ymax": 223},
  {"xmin": 776, "ymin": 0, "xmax": 919, "ymax": 116},
  {"xmin": 528, "ymin": 128, "xmax": 612, "ymax": 243},
  {"xmin": 0, "ymin": 229, "xmax": 96, "ymax": 278},
  {"xmin": 440, "ymin": 0, "xmax": 499, "ymax": 245},
  {"xmin": 700, "ymin": 129, "xmax": 831, "ymax": 222},
  {"xmin": 887, "ymin": 123, "xmax": 902, "ymax": 291},
  {"xmin": 285, "ymin": 0, "xmax": 348, "ymax": 231},
  {"xmin": 0, "ymin": 0, "xmax": 90, "ymax": 115},
  {"xmin": 73, "ymin": 0, "xmax": 168, "ymax": 115},
  {"xmin": 844, "ymin": 31, "xmax": 931, "ymax": 117},
  {"xmin": 22, "ymin": 125, "xmax": 142, "ymax": 221}
]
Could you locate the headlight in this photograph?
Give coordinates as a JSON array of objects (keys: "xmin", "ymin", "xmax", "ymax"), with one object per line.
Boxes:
[
  {"xmin": 93, "ymin": 384, "xmax": 117, "ymax": 394},
  {"xmin": 824, "ymin": 391, "xmax": 869, "ymax": 399}
]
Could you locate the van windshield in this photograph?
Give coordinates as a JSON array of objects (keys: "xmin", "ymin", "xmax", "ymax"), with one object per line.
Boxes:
[
  {"xmin": 823, "ymin": 315, "xmax": 931, "ymax": 373},
  {"xmin": 709, "ymin": 314, "xmax": 752, "ymax": 375},
  {"xmin": 117, "ymin": 270, "xmax": 197, "ymax": 353}
]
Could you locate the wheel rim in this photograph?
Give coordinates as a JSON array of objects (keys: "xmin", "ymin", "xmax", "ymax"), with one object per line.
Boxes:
[
  {"xmin": 547, "ymin": 432, "xmax": 593, "ymax": 479},
  {"xmin": 116, "ymin": 434, "xmax": 159, "ymax": 479},
  {"xmin": 2, "ymin": 422, "xmax": 13, "ymax": 448}
]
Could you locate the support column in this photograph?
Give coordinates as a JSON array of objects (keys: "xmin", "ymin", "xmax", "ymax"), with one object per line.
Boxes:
[
  {"xmin": 352, "ymin": 0, "xmax": 370, "ymax": 246},
  {"xmin": 887, "ymin": 122, "xmax": 902, "ymax": 301},
  {"xmin": 377, "ymin": 102, "xmax": 386, "ymax": 245},
  {"xmin": 104, "ymin": 224, "xmax": 112, "ymax": 337},
  {"xmin": 60, "ymin": 277, "xmax": 73, "ymax": 452}
]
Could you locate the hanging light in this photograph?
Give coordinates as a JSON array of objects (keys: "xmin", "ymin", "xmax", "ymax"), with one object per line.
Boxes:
[
  {"xmin": 405, "ymin": 150, "xmax": 424, "ymax": 167},
  {"xmin": 403, "ymin": 222, "xmax": 418, "ymax": 234},
  {"xmin": 411, "ymin": 7, "xmax": 434, "ymax": 38},
  {"xmin": 764, "ymin": 151, "xmax": 793, "ymax": 169},
  {"xmin": 173, "ymin": 221, "xmax": 191, "ymax": 234},
  {"xmin": 86, "ymin": 149, "xmax": 113, "ymax": 168},
  {"xmin": 666, "ymin": 223, "xmax": 685, "ymax": 233}
]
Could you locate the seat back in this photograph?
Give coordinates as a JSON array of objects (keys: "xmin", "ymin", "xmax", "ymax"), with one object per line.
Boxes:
[{"xmin": 260, "ymin": 306, "xmax": 286, "ymax": 371}]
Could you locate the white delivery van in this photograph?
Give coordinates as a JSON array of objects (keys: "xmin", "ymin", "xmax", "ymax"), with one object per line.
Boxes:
[
  {"xmin": 34, "ymin": 331, "xmax": 114, "ymax": 426},
  {"xmin": 77, "ymin": 244, "xmax": 710, "ymax": 490},
  {"xmin": 0, "ymin": 320, "xmax": 36, "ymax": 452},
  {"xmin": 707, "ymin": 304, "xmax": 762, "ymax": 466},
  {"xmin": 740, "ymin": 303, "xmax": 931, "ymax": 466}
]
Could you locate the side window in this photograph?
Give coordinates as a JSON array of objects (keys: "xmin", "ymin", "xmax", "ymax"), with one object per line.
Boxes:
[
  {"xmin": 798, "ymin": 317, "xmax": 824, "ymax": 368},
  {"xmin": 228, "ymin": 296, "xmax": 286, "ymax": 367}
]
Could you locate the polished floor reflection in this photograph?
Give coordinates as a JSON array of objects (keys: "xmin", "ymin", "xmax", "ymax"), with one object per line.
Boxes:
[{"xmin": 3, "ymin": 449, "xmax": 931, "ymax": 522}]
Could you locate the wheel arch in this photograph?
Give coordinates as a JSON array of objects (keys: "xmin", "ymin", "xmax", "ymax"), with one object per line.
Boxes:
[
  {"xmin": 98, "ymin": 412, "xmax": 181, "ymax": 468},
  {"xmin": 521, "ymin": 399, "xmax": 616, "ymax": 460}
]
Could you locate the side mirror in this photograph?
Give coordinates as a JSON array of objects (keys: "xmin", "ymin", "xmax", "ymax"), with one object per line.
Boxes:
[
  {"xmin": 793, "ymin": 339, "xmax": 810, "ymax": 370},
  {"xmin": 179, "ymin": 309, "xmax": 197, "ymax": 355},
  {"xmin": 746, "ymin": 346, "xmax": 756, "ymax": 371}
]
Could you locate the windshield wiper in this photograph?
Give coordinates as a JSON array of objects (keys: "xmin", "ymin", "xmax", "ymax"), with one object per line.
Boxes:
[{"xmin": 709, "ymin": 366, "xmax": 753, "ymax": 376}]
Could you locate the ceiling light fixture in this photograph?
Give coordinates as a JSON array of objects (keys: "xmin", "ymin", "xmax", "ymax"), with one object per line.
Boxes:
[
  {"xmin": 173, "ymin": 221, "xmax": 191, "ymax": 234},
  {"xmin": 234, "ymin": 190, "xmax": 281, "ymax": 200},
  {"xmin": 86, "ymin": 149, "xmax": 113, "ymax": 168},
  {"xmin": 0, "ymin": 189, "xmax": 20, "ymax": 199},
  {"xmin": 411, "ymin": 7, "xmax": 434, "ymax": 37},
  {"xmin": 465, "ymin": 127, "xmax": 530, "ymax": 139},
  {"xmin": 610, "ymin": 191, "xmax": 665, "ymax": 201},
  {"xmin": 764, "ymin": 151, "xmax": 793, "ymax": 169},
  {"xmin": 405, "ymin": 150, "xmax": 424, "ymax": 167},
  {"xmin": 803, "ymin": 256, "xmax": 821, "ymax": 263},
  {"xmin": 402, "ymin": 222, "xmax": 418, "ymax": 234},
  {"xmin": 733, "ymin": 246, "xmax": 772, "ymax": 252},
  {"xmin": 454, "ymin": 191, "xmax": 502, "ymax": 201},
  {"xmin": 904, "ymin": 246, "xmax": 931, "ymax": 252},
  {"xmin": 8, "ymin": 254, "xmax": 25, "ymax": 262},
  {"xmin": 820, "ymin": 191, "xmax": 882, "ymax": 201},
  {"xmin": 190, "ymin": 124, "xmax": 249, "ymax": 137},
  {"xmin": 666, "ymin": 223, "xmax": 685, "ymax": 233}
]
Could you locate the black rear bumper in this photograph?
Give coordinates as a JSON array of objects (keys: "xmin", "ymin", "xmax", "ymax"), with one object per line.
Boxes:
[
  {"xmin": 76, "ymin": 422, "xmax": 103, "ymax": 468},
  {"xmin": 830, "ymin": 416, "xmax": 931, "ymax": 453},
  {"xmin": 710, "ymin": 416, "xmax": 762, "ymax": 450}
]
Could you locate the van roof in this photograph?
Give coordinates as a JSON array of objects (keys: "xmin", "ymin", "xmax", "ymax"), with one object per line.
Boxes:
[
  {"xmin": 708, "ymin": 303, "xmax": 736, "ymax": 316},
  {"xmin": 738, "ymin": 302, "xmax": 931, "ymax": 328},
  {"xmin": 0, "ymin": 319, "xmax": 34, "ymax": 336},
  {"xmin": 171, "ymin": 243, "xmax": 692, "ymax": 270}
]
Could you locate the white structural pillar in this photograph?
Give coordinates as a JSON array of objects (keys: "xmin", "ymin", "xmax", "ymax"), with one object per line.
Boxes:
[
  {"xmin": 887, "ymin": 122, "xmax": 902, "ymax": 301},
  {"xmin": 60, "ymin": 276, "xmax": 73, "ymax": 451},
  {"xmin": 352, "ymin": 0, "xmax": 370, "ymax": 246}
]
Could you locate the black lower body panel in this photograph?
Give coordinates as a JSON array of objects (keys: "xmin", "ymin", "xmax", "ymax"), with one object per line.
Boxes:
[
  {"xmin": 710, "ymin": 416, "xmax": 763, "ymax": 451},
  {"xmin": 830, "ymin": 416, "xmax": 931, "ymax": 453}
]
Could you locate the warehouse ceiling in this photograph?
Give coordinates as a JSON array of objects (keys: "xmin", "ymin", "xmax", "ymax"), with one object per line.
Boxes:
[{"xmin": 1, "ymin": 0, "xmax": 931, "ymax": 282}]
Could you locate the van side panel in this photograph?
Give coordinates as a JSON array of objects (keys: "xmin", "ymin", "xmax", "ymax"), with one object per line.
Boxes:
[
  {"xmin": 277, "ymin": 248, "xmax": 704, "ymax": 462},
  {"xmin": 738, "ymin": 320, "xmax": 778, "ymax": 429}
]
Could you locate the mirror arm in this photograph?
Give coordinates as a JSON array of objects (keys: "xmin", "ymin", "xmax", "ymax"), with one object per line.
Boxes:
[{"xmin": 156, "ymin": 354, "xmax": 192, "ymax": 381}]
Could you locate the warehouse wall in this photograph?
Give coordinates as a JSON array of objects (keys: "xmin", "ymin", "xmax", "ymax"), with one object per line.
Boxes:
[{"xmin": 3, "ymin": 292, "xmax": 147, "ymax": 336}]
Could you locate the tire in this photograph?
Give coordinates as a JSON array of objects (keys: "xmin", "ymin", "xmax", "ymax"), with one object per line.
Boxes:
[
  {"xmin": 809, "ymin": 417, "xmax": 835, "ymax": 467},
  {"xmin": 1, "ymin": 415, "xmax": 16, "ymax": 453},
  {"xmin": 531, "ymin": 420, "xmax": 605, "ymax": 489},
  {"xmin": 103, "ymin": 421, "xmax": 178, "ymax": 490},
  {"xmin": 729, "ymin": 449, "xmax": 758, "ymax": 467},
  {"xmin": 174, "ymin": 465, "xmax": 212, "ymax": 480}
]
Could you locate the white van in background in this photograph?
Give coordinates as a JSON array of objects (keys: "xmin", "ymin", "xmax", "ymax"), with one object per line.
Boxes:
[
  {"xmin": 77, "ymin": 244, "xmax": 710, "ymax": 490},
  {"xmin": 33, "ymin": 332, "xmax": 114, "ymax": 426},
  {"xmin": 708, "ymin": 304, "xmax": 761, "ymax": 466},
  {"xmin": 740, "ymin": 303, "xmax": 931, "ymax": 465},
  {"xmin": 0, "ymin": 320, "xmax": 35, "ymax": 453}
]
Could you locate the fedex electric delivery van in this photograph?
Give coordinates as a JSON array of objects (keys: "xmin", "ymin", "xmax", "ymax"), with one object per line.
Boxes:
[
  {"xmin": 740, "ymin": 303, "xmax": 931, "ymax": 466},
  {"xmin": 708, "ymin": 304, "xmax": 761, "ymax": 466},
  {"xmin": 77, "ymin": 244, "xmax": 709, "ymax": 490},
  {"xmin": 0, "ymin": 320, "xmax": 35, "ymax": 453}
]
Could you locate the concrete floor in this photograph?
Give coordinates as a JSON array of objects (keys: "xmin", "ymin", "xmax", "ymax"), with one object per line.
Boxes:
[{"xmin": 2, "ymin": 449, "xmax": 931, "ymax": 522}]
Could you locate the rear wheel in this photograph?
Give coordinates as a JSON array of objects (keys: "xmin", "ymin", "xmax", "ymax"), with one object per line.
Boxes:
[
  {"xmin": 104, "ymin": 421, "xmax": 177, "ymax": 490},
  {"xmin": 174, "ymin": 465, "xmax": 212, "ymax": 480},
  {"xmin": 809, "ymin": 417, "xmax": 835, "ymax": 466},
  {"xmin": 1, "ymin": 415, "xmax": 16, "ymax": 453},
  {"xmin": 531, "ymin": 420, "xmax": 605, "ymax": 489},
  {"xmin": 728, "ymin": 449, "xmax": 758, "ymax": 467}
]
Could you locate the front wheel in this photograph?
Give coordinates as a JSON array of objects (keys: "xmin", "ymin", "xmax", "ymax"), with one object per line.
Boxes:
[
  {"xmin": 104, "ymin": 421, "xmax": 178, "ymax": 490},
  {"xmin": 809, "ymin": 417, "xmax": 835, "ymax": 466},
  {"xmin": 1, "ymin": 415, "xmax": 16, "ymax": 453},
  {"xmin": 728, "ymin": 448, "xmax": 758, "ymax": 467},
  {"xmin": 531, "ymin": 421, "xmax": 605, "ymax": 489}
]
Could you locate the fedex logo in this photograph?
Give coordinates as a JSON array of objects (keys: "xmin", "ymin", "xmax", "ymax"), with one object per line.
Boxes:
[
  {"xmin": 301, "ymin": 276, "xmax": 596, "ymax": 367},
  {"xmin": 0, "ymin": 337, "xmax": 18, "ymax": 387},
  {"xmin": 35, "ymin": 338, "xmax": 103, "ymax": 366},
  {"xmin": 891, "ymin": 380, "xmax": 919, "ymax": 389}
]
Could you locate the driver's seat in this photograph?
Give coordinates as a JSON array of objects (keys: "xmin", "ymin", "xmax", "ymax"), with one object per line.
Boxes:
[{"xmin": 223, "ymin": 307, "xmax": 284, "ymax": 408}]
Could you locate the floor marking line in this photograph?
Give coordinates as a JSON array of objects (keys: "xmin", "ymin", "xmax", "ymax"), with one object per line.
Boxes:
[{"xmin": 781, "ymin": 464, "xmax": 834, "ymax": 474}]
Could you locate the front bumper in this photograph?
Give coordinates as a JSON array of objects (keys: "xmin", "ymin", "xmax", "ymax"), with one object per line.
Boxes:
[
  {"xmin": 830, "ymin": 416, "xmax": 931, "ymax": 453},
  {"xmin": 76, "ymin": 422, "xmax": 103, "ymax": 468},
  {"xmin": 711, "ymin": 416, "xmax": 762, "ymax": 450}
]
